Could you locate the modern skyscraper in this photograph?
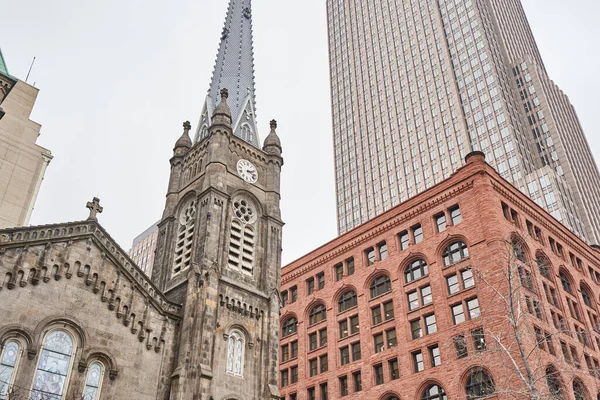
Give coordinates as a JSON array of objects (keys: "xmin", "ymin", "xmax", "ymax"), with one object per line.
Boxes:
[
  {"xmin": 327, "ymin": 0, "xmax": 600, "ymax": 243},
  {"xmin": 128, "ymin": 221, "xmax": 159, "ymax": 276},
  {"xmin": 0, "ymin": 48, "xmax": 52, "ymax": 228}
]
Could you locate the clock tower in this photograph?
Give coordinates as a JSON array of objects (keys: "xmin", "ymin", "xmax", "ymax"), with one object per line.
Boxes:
[{"xmin": 150, "ymin": 1, "xmax": 284, "ymax": 399}]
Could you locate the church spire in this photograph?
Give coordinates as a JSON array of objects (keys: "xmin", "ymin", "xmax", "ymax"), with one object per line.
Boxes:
[{"xmin": 195, "ymin": 0, "xmax": 260, "ymax": 148}]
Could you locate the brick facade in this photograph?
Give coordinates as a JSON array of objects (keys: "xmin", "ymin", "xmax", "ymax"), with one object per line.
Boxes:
[{"xmin": 280, "ymin": 152, "xmax": 600, "ymax": 400}]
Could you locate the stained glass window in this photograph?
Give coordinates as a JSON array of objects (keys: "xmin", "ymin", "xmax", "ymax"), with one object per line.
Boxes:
[
  {"xmin": 31, "ymin": 330, "xmax": 74, "ymax": 400},
  {"xmin": 0, "ymin": 341, "xmax": 20, "ymax": 399},
  {"xmin": 83, "ymin": 362, "xmax": 103, "ymax": 400},
  {"xmin": 226, "ymin": 331, "xmax": 244, "ymax": 377}
]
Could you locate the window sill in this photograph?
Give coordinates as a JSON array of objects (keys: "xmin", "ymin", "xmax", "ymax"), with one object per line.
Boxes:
[
  {"xmin": 337, "ymin": 305, "xmax": 359, "ymax": 316},
  {"xmin": 338, "ymin": 332, "xmax": 360, "ymax": 343},
  {"xmin": 369, "ymin": 291, "xmax": 393, "ymax": 303},
  {"xmin": 371, "ymin": 317, "xmax": 395, "ymax": 329},
  {"xmin": 404, "ymin": 275, "xmax": 430, "ymax": 288},
  {"xmin": 407, "ymin": 303, "xmax": 434, "ymax": 316},
  {"xmin": 447, "ymin": 285, "xmax": 476, "ymax": 300}
]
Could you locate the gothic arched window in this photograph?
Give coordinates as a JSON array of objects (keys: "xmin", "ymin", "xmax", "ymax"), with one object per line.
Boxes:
[
  {"xmin": 338, "ymin": 290, "xmax": 358, "ymax": 312},
  {"xmin": 512, "ymin": 238, "xmax": 527, "ymax": 262},
  {"xmin": 228, "ymin": 196, "xmax": 257, "ymax": 274},
  {"xmin": 83, "ymin": 362, "xmax": 104, "ymax": 400},
  {"xmin": 0, "ymin": 341, "xmax": 20, "ymax": 398},
  {"xmin": 559, "ymin": 271, "xmax": 572, "ymax": 294},
  {"xmin": 309, "ymin": 304, "xmax": 327, "ymax": 325},
  {"xmin": 443, "ymin": 242, "xmax": 469, "ymax": 266},
  {"xmin": 226, "ymin": 331, "xmax": 245, "ymax": 377},
  {"xmin": 465, "ymin": 368, "xmax": 495, "ymax": 399},
  {"xmin": 282, "ymin": 318, "xmax": 298, "ymax": 337},
  {"xmin": 545, "ymin": 366, "xmax": 563, "ymax": 398},
  {"xmin": 173, "ymin": 198, "xmax": 197, "ymax": 276},
  {"xmin": 581, "ymin": 286, "xmax": 594, "ymax": 309},
  {"xmin": 31, "ymin": 330, "xmax": 75, "ymax": 400},
  {"xmin": 370, "ymin": 275, "xmax": 392, "ymax": 298},
  {"xmin": 422, "ymin": 384, "xmax": 447, "ymax": 400},
  {"xmin": 537, "ymin": 255, "xmax": 551, "ymax": 278},
  {"xmin": 240, "ymin": 122, "xmax": 254, "ymax": 144},
  {"xmin": 573, "ymin": 380, "xmax": 587, "ymax": 400},
  {"xmin": 405, "ymin": 260, "xmax": 428, "ymax": 283}
]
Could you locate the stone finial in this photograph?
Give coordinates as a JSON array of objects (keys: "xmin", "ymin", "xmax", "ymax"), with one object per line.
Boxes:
[
  {"xmin": 183, "ymin": 121, "xmax": 191, "ymax": 132},
  {"xmin": 86, "ymin": 197, "xmax": 103, "ymax": 221},
  {"xmin": 212, "ymin": 88, "xmax": 233, "ymax": 127},
  {"xmin": 220, "ymin": 88, "xmax": 229, "ymax": 99},
  {"xmin": 174, "ymin": 121, "xmax": 193, "ymax": 152},
  {"xmin": 263, "ymin": 119, "xmax": 282, "ymax": 156},
  {"xmin": 270, "ymin": 119, "xmax": 277, "ymax": 130}
]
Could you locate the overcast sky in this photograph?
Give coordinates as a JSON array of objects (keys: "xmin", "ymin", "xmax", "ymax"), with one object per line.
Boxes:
[{"xmin": 1, "ymin": 0, "xmax": 599, "ymax": 265}]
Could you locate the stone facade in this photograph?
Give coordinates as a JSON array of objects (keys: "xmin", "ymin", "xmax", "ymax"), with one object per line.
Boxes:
[
  {"xmin": 280, "ymin": 152, "xmax": 600, "ymax": 399},
  {"xmin": 0, "ymin": 88, "xmax": 283, "ymax": 400},
  {"xmin": 0, "ymin": 52, "xmax": 52, "ymax": 229}
]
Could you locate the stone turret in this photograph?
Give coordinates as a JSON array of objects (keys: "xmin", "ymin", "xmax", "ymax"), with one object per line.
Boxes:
[
  {"xmin": 173, "ymin": 121, "xmax": 192, "ymax": 155},
  {"xmin": 263, "ymin": 119, "xmax": 282, "ymax": 156}
]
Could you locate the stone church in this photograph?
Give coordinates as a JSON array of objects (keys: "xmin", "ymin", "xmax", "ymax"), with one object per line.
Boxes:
[{"xmin": 0, "ymin": 0, "xmax": 283, "ymax": 399}]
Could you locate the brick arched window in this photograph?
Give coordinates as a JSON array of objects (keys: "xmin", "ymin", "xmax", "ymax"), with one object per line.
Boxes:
[
  {"xmin": 282, "ymin": 318, "xmax": 298, "ymax": 337},
  {"xmin": 443, "ymin": 241, "xmax": 469, "ymax": 266},
  {"xmin": 511, "ymin": 237, "xmax": 527, "ymax": 262},
  {"xmin": 581, "ymin": 285, "xmax": 594, "ymax": 309},
  {"xmin": 422, "ymin": 384, "xmax": 447, "ymax": 400},
  {"xmin": 536, "ymin": 254, "xmax": 551, "ymax": 279},
  {"xmin": 370, "ymin": 275, "xmax": 391, "ymax": 298},
  {"xmin": 573, "ymin": 379, "xmax": 588, "ymax": 400},
  {"xmin": 559, "ymin": 270, "xmax": 572, "ymax": 294},
  {"xmin": 545, "ymin": 365, "xmax": 563, "ymax": 398},
  {"xmin": 465, "ymin": 368, "xmax": 495, "ymax": 399},
  {"xmin": 338, "ymin": 290, "xmax": 358, "ymax": 312},
  {"xmin": 405, "ymin": 259, "xmax": 428, "ymax": 283},
  {"xmin": 309, "ymin": 304, "xmax": 327, "ymax": 325}
]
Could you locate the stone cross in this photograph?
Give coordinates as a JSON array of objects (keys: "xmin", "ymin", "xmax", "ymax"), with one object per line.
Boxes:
[{"xmin": 86, "ymin": 197, "xmax": 103, "ymax": 221}]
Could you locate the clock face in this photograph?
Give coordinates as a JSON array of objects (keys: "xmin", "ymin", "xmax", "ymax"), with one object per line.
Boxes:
[{"xmin": 237, "ymin": 159, "xmax": 258, "ymax": 183}]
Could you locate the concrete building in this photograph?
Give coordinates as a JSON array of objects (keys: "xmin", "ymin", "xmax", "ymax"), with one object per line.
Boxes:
[
  {"xmin": 0, "ymin": 0, "xmax": 284, "ymax": 399},
  {"xmin": 128, "ymin": 221, "xmax": 159, "ymax": 277},
  {"xmin": 327, "ymin": 0, "xmax": 600, "ymax": 244},
  {"xmin": 280, "ymin": 152, "xmax": 600, "ymax": 400},
  {"xmin": 0, "ymin": 48, "xmax": 52, "ymax": 229}
]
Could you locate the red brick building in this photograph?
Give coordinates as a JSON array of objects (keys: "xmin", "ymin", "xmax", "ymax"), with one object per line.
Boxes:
[{"xmin": 279, "ymin": 152, "xmax": 600, "ymax": 400}]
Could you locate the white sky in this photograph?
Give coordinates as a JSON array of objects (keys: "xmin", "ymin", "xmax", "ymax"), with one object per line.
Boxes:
[{"xmin": 1, "ymin": 0, "xmax": 599, "ymax": 265}]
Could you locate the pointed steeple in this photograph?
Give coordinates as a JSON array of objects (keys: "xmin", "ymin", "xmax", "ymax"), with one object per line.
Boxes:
[{"xmin": 194, "ymin": 0, "xmax": 260, "ymax": 147}]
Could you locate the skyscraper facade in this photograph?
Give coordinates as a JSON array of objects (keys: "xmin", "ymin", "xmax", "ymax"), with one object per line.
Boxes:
[{"xmin": 327, "ymin": 0, "xmax": 600, "ymax": 243}]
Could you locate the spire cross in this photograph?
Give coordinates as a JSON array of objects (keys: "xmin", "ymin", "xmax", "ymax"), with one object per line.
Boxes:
[{"xmin": 86, "ymin": 197, "xmax": 103, "ymax": 221}]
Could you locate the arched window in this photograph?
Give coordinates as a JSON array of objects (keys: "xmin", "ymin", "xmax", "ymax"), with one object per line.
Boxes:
[
  {"xmin": 465, "ymin": 369, "xmax": 495, "ymax": 399},
  {"xmin": 338, "ymin": 290, "xmax": 358, "ymax": 312},
  {"xmin": 228, "ymin": 196, "xmax": 258, "ymax": 274},
  {"xmin": 385, "ymin": 397, "xmax": 400, "ymax": 400},
  {"xmin": 512, "ymin": 238, "xmax": 526, "ymax": 262},
  {"xmin": 83, "ymin": 362, "xmax": 104, "ymax": 400},
  {"xmin": 173, "ymin": 198, "xmax": 197, "ymax": 275},
  {"xmin": 370, "ymin": 275, "xmax": 392, "ymax": 298},
  {"xmin": 0, "ymin": 341, "xmax": 20, "ymax": 398},
  {"xmin": 309, "ymin": 304, "xmax": 327, "ymax": 325},
  {"xmin": 31, "ymin": 330, "xmax": 75, "ymax": 400},
  {"xmin": 574, "ymin": 380, "xmax": 587, "ymax": 400},
  {"xmin": 443, "ymin": 241, "xmax": 469, "ymax": 266},
  {"xmin": 537, "ymin": 256, "xmax": 550, "ymax": 278},
  {"xmin": 559, "ymin": 271, "xmax": 572, "ymax": 294},
  {"xmin": 282, "ymin": 318, "xmax": 298, "ymax": 337},
  {"xmin": 545, "ymin": 366, "xmax": 562, "ymax": 398},
  {"xmin": 581, "ymin": 286, "xmax": 594, "ymax": 308},
  {"xmin": 226, "ymin": 331, "xmax": 245, "ymax": 377},
  {"xmin": 405, "ymin": 260, "xmax": 428, "ymax": 283},
  {"xmin": 422, "ymin": 384, "xmax": 447, "ymax": 400},
  {"xmin": 240, "ymin": 122, "xmax": 254, "ymax": 144}
]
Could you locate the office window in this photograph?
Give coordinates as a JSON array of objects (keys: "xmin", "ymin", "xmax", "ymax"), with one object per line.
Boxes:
[
  {"xmin": 378, "ymin": 242, "xmax": 388, "ymax": 260},
  {"xmin": 421, "ymin": 285, "xmax": 433, "ymax": 305},
  {"xmin": 411, "ymin": 319, "xmax": 423, "ymax": 339},
  {"xmin": 282, "ymin": 318, "xmax": 298, "ymax": 337},
  {"xmin": 290, "ymin": 286, "xmax": 298, "ymax": 303},
  {"xmin": 307, "ymin": 277, "xmax": 315, "ymax": 295},
  {"xmin": 339, "ymin": 320, "xmax": 349, "ymax": 339},
  {"xmin": 319, "ymin": 329, "xmax": 327, "ymax": 347},
  {"xmin": 309, "ymin": 358, "xmax": 318, "ymax": 377},
  {"xmin": 320, "ymin": 383, "xmax": 328, "ymax": 400},
  {"xmin": 372, "ymin": 306, "xmax": 382, "ymax": 325},
  {"xmin": 462, "ymin": 269, "xmax": 475, "ymax": 288},
  {"xmin": 405, "ymin": 259, "xmax": 428, "ymax": 283},
  {"xmin": 452, "ymin": 303, "xmax": 465, "ymax": 325},
  {"xmin": 317, "ymin": 272, "xmax": 325, "ymax": 290},
  {"xmin": 281, "ymin": 290, "xmax": 288, "ymax": 307},
  {"xmin": 350, "ymin": 315, "xmax": 359, "ymax": 335},
  {"xmin": 338, "ymin": 291, "xmax": 358, "ymax": 312},
  {"xmin": 353, "ymin": 371, "xmax": 362, "ymax": 392},
  {"xmin": 309, "ymin": 333, "xmax": 318, "ymax": 351},
  {"xmin": 366, "ymin": 247, "xmax": 376, "ymax": 266},
  {"xmin": 413, "ymin": 351, "xmax": 424, "ymax": 372},
  {"xmin": 320, "ymin": 354, "xmax": 328, "ymax": 373},
  {"xmin": 399, "ymin": 231, "xmax": 410, "ymax": 250},
  {"xmin": 340, "ymin": 346, "xmax": 350, "ymax": 365},
  {"xmin": 347, "ymin": 257, "xmax": 355, "ymax": 276},
  {"xmin": 443, "ymin": 241, "xmax": 469, "ymax": 266},
  {"xmin": 435, "ymin": 213, "xmax": 447, "ymax": 232},
  {"xmin": 335, "ymin": 263, "xmax": 344, "ymax": 281},
  {"xmin": 281, "ymin": 369, "xmax": 289, "ymax": 387},
  {"xmin": 309, "ymin": 304, "xmax": 327, "ymax": 326},
  {"xmin": 374, "ymin": 333, "xmax": 385, "ymax": 353},
  {"xmin": 454, "ymin": 335, "xmax": 468, "ymax": 358},
  {"xmin": 374, "ymin": 364, "xmax": 384, "ymax": 385},
  {"xmin": 412, "ymin": 225, "xmax": 423, "ymax": 244},
  {"xmin": 291, "ymin": 366, "xmax": 298, "ymax": 383},
  {"xmin": 447, "ymin": 274, "xmax": 460, "ymax": 295},
  {"xmin": 467, "ymin": 298, "xmax": 481, "ymax": 319},
  {"xmin": 291, "ymin": 341, "xmax": 298, "ymax": 359},
  {"xmin": 389, "ymin": 358, "xmax": 399, "ymax": 380},
  {"xmin": 339, "ymin": 376, "xmax": 348, "ymax": 397},
  {"xmin": 408, "ymin": 290, "xmax": 420, "ymax": 311},
  {"xmin": 386, "ymin": 329, "xmax": 397, "ymax": 348},
  {"xmin": 370, "ymin": 275, "xmax": 392, "ymax": 298},
  {"xmin": 450, "ymin": 205, "xmax": 462, "ymax": 225},
  {"xmin": 351, "ymin": 342, "xmax": 361, "ymax": 361},
  {"xmin": 430, "ymin": 345, "xmax": 441, "ymax": 367},
  {"xmin": 307, "ymin": 387, "xmax": 315, "ymax": 400},
  {"xmin": 281, "ymin": 344, "xmax": 290, "ymax": 362},
  {"xmin": 383, "ymin": 301, "xmax": 394, "ymax": 320},
  {"xmin": 425, "ymin": 314, "xmax": 437, "ymax": 334},
  {"xmin": 472, "ymin": 328, "xmax": 486, "ymax": 351}
]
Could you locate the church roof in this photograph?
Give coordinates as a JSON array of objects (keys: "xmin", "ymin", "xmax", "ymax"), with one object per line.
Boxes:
[
  {"xmin": 0, "ymin": 48, "xmax": 12, "ymax": 78},
  {"xmin": 194, "ymin": 0, "xmax": 260, "ymax": 147}
]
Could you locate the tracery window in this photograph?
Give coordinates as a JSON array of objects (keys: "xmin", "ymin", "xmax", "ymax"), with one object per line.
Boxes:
[
  {"xmin": 537, "ymin": 256, "xmax": 550, "ymax": 278},
  {"xmin": 559, "ymin": 271, "xmax": 572, "ymax": 294},
  {"xmin": 226, "ymin": 331, "xmax": 245, "ymax": 377},
  {"xmin": 173, "ymin": 198, "xmax": 197, "ymax": 275},
  {"xmin": 545, "ymin": 366, "xmax": 563, "ymax": 398},
  {"xmin": 83, "ymin": 362, "xmax": 104, "ymax": 400},
  {"xmin": 309, "ymin": 304, "xmax": 327, "ymax": 325},
  {"xmin": 0, "ymin": 341, "xmax": 20, "ymax": 399},
  {"xmin": 31, "ymin": 330, "xmax": 75, "ymax": 400},
  {"xmin": 282, "ymin": 318, "xmax": 298, "ymax": 337},
  {"xmin": 443, "ymin": 241, "xmax": 469, "ymax": 266},
  {"xmin": 581, "ymin": 286, "xmax": 594, "ymax": 309},
  {"xmin": 422, "ymin": 384, "xmax": 447, "ymax": 400},
  {"xmin": 405, "ymin": 260, "xmax": 428, "ymax": 283},
  {"xmin": 512, "ymin": 238, "xmax": 526, "ymax": 262},
  {"xmin": 370, "ymin": 275, "xmax": 391, "ymax": 298},
  {"xmin": 338, "ymin": 291, "xmax": 358, "ymax": 312},
  {"xmin": 465, "ymin": 369, "xmax": 495, "ymax": 399},
  {"xmin": 228, "ymin": 196, "xmax": 257, "ymax": 274}
]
